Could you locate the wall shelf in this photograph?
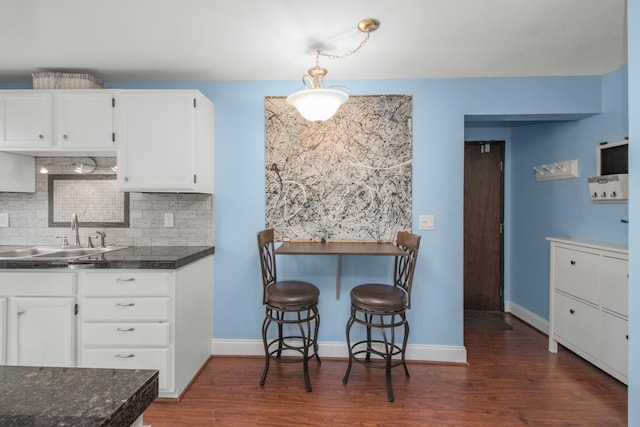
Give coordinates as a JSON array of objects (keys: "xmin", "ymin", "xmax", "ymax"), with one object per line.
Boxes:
[{"xmin": 533, "ymin": 159, "xmax": 579, "ymax": 181}]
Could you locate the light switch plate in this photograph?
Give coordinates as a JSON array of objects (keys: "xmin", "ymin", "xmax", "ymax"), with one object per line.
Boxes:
[
  {"xmin": 419, "ymin": 214, "xmax": 434, "ymax": 230},
  {"xmin": 0, "ymin": 213, "xmax": 8, "ymax": 227}
]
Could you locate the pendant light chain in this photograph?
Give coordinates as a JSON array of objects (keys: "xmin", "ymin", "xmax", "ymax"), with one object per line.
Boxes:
[{"xmin": 315, "ymin": 31, "xmax": 371, "ymax": 67}]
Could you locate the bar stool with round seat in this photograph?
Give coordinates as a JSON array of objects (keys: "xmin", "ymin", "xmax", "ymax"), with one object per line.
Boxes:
[
  {"xmin": 342, "ymin": 231, "xmax": 421, "ymax": 402},
  {"xmin": 257, "ymin": 228, "xmax": 321, "ymax": 392}
]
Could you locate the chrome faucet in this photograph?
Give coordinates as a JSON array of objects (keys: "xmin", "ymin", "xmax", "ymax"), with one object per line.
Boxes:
[{"xmin": 71, "ymin": 213, "xmax": 81, "ymax": 247}]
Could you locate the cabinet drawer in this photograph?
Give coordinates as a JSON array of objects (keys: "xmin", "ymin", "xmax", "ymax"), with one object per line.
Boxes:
[
  {"xmin": 553, "ymin": 247, "xmax": 599, "ymax": 303},
  {"xmin": 553, "ymin": 291, "xmax": 599, "ymax": 358},
  {"xmin": 82, "ymin": 322, "xmax": 170, "ymax": 346},
  {"xmin": 81, "ymin": 272, "xmax": 171, "ymax": 296},
  {"xmin": 0, "ymin": 272, "xmax": 74, "ymax": 296},
  {"xmin": 82, "ymin": 297, "xmax": 170, "ymax": 321},
  {"xmin": 80, "ymin": 347, "xmax": 171, "ymax": 391},
  {"xmin": 599, "ymin": 311, "xmax": 628, "ymax": 378},
  {"xmin": 600, "ymin": 256, "xmax": 628, "ymax": 316}
]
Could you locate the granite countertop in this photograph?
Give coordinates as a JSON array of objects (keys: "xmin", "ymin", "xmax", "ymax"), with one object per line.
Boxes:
[
  {"xmin": 0, "ymin": 246, "xmax": 214, "ymax": 270},
  {"xmin": 0, "ymin": 366, "xmax": 158, "ymax": 426}
]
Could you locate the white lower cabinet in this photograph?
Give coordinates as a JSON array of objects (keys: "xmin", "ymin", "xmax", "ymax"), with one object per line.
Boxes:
[
  {"xmin": 0, "ymin": 257, "xmax": 213, "ymax": 398},
  {"xmin": 0, "ymin": 297, "xmax": 6, "ymax": 364},
  {"xmin": 0, "ymin": 272, "xmax": 76, "ymax": 367},
  {"xmin": 548, "ymin": 238, "xmax": 628, "ymax": 384},
  {"xmin": 78, "ymin": 255, "xmax": 213, "ymax": 398}
]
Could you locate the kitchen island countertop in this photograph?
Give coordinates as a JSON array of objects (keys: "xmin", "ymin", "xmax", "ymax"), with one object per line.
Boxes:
[
  {"xmin": 0, "ymin": 245, "xmax": 214, "ymax": 270},
  {"xmin": 0, "ymin": 365, "xmax": 158, "ymax": 426}
]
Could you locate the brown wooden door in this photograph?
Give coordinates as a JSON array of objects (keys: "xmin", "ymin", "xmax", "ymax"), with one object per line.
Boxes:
[{"xmin": 464, "ymin": 141, "xmax": 504, "ymax": 311}]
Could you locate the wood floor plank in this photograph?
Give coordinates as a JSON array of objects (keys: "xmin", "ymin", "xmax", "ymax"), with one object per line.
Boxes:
[{"xmin": 143, "ymin": 314, "xmax": 627, "ymax": 426}]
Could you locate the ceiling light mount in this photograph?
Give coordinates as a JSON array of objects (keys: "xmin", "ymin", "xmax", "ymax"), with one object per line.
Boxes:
[
  {"xmin": 287, "ymin": 18, "xmax": 380, "ymax": 122},
  {"xmin": 357, "ymin": 18, "xmax": 380, "ymax": 33}
]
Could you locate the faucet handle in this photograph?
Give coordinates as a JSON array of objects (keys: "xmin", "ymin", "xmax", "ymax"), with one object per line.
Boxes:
[
  {"xmin": 95, "ymin": 231, "xmax": 106, "ymax": 248},
  {"xmin": 86, "ymin": 236, "xmax": 94, "ymax": 248},
  {"xmin": 55, "ymin": 235, "xmax": 69, "ymax": 247}
]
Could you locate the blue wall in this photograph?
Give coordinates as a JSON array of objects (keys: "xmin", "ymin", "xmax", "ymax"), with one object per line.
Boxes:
[
  {"xmin": 2, "ymin": 50, "xmax": 634, "ymax": 422},
  {"xmin": 466, "ymin": 67, "xmax": 629, "ymax": 320}
]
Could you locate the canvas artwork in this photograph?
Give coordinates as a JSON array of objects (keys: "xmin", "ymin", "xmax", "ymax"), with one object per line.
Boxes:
[{"xmin": 264, "ymin": 95, "xmax": 412, "ymax": 242}]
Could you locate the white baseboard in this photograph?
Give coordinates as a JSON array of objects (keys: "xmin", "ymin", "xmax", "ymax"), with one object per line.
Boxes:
[
  {"xmin": 211, "ymin": 339, "xmax": 467, "ymax": 364},
  {"xmin": 505, "ymin": 300, "xmax": 549, "ymax": 334}
]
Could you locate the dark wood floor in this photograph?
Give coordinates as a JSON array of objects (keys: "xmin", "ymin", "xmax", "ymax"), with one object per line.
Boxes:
[{"xmin": 143, "ymin": 314, "xmax": 627, "ymax": 426}]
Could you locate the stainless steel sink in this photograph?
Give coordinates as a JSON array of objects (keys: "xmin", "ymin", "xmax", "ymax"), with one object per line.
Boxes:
[
  {"xmin": 0, "ymin": 246, "xmax": 129, "ymax": 260},
  {"xmin": 0, "ymin": 246, "xmax": 60, "ymax": 258}
]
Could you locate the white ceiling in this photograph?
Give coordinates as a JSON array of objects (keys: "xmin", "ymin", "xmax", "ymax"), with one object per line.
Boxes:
[{"xmin": 0, "ymin": 0, "xmax": 628, "ymax": 83}]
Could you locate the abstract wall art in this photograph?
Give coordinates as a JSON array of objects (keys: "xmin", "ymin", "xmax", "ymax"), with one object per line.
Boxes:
[{"xmin": 264, "ymin": 95, "xmax": 412, "ymax": 241}]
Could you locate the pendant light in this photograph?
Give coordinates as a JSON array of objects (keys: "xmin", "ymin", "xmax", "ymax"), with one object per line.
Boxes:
[{"xmin": 287, "ymin": 18, "xmax": 380, "ymax": 122}]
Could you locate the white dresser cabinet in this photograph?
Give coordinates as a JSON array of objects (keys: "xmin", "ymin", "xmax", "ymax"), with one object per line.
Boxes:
[
  {"xmin": 78, "ymin": 255, "xmax": 213, "ymax": 398},
  {"xmin": 0, "ymin": 90, "xmax": 115, "ymax": 155},
  {"xmin": 115, "ymin": 90, "xmax": 214, "ymax": 193},
  {"xmin": 548, "ymin": 238, "xmax": 628, "ymax": 383},
  {"xmin": 0, "ymin": 272, "xmax": 76, "ymax": 367}
]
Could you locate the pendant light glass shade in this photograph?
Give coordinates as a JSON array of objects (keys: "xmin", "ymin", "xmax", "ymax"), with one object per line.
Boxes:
[
  {"xmin": 287, "ymin": 88, "xmax": 349, "ymax": 122},
  {"xmin": 287, "ymin": 18, "xmax": 379, "ymax": 122}
]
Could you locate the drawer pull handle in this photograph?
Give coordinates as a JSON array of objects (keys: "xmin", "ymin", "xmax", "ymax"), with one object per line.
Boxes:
[
  {"xmin": 570, "ymin": 260, "xmax": 576, "ymax": 265},
  {"xmin": 569, "ymin": 309, "xmax": 575, "ymax": 315},
  {"xmin": 116, "ymin": 278, "xmax": 136, "ymax": 282},
  {"xmin": 115, "ymin": 303, "xmax": 136, "ymax": 308},
  {"xmin": 115, "ymin": 354, "xmax": 135, "ymax": 359},
  {"xmin": 116, "ymin": 327, "xmax": 135, "ymax": 333},
  {"xmin": 17, "ymin": 310, "xmax": 26, "ymax": 316}
]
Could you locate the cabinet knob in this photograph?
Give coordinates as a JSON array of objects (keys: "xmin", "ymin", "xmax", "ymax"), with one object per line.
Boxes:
[
  {"xmin": 569, "ymin": 309, "xmax": 575, "ymax": 315},
  {"xmin": 38, "ymin": 134, "xmax": 44, "ymax": 139},
  {"xmin": 570, "ymin": 260, "xmax": 576, "ymax": 265},
  {"xmin": 62, "ymin": 134, "xmax": 68, "ymax": 139},
  {"xmin": 124, "ymin": 177, "xmax": 129, "ymax": 182}
]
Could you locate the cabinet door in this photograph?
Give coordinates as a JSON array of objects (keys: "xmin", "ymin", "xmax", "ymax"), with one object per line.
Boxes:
[
  {"xmin": 8, "ymin": 297, "xmax": 75, "ymax": 367},
  {"xmin": 117, "ymin": 92, "xmax": 196, "ymax": 191},
  {"xmin": 599, "ymin": 311, "xmax": 628, "ymax": 379},
  {"xmin": 600, "ymin": 256, "xmax": 628, "ymax": 316},
  {"xmin": 553, "ymin": 246, "xmax": 600, "ymax": 303},
  {"xmin": 553, "ymin": 291, "xmax": 599, "ymax": 358},
  {"xmin": 55, "ymin": 92, "xmax": 115, "ymax": 149},
  {"xmin": 0, "ymin": 91, "xmax": 53, "ymax": 149},
  {"xmin": 0, "ymin": 298, "xmax": 6, "ymax": 365}
]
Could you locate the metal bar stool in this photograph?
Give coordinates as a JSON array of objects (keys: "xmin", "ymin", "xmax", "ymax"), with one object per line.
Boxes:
[
  {"xmin": 257, "ymin": 228, "xmax": 321, "ymax": 392},
  {"xmin": 343, "ymin": 231, "xmax": 421, "ymax": 402}
]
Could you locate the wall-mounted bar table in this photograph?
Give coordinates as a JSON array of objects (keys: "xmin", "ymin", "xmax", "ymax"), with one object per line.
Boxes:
[{"xmin": 275, "ymin": 241, "xmax": 407, "ymax": 298}]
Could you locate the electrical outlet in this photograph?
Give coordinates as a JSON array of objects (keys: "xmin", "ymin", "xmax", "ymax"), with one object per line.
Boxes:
[
  {"xmin": 163, "ymin": 212, "xmax": 174, "ymax": 227},
  {"xmin": 0, "ymin": 213, "xmax": 8, "ymax": 227}
]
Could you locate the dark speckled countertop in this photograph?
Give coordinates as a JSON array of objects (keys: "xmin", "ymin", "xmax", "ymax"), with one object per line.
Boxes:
[
  {"xmin": 0, "ymin": 366, "xmax": 158, "ymax": 426},
  {"xmin": 0, "ymin": 246, "xmax": 214, "ymax": 270}
]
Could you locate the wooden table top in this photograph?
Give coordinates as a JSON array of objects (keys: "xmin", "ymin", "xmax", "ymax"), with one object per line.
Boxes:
[{"xmin": 275, "ymin": 241, "xmax": 406, "ymax": 256}]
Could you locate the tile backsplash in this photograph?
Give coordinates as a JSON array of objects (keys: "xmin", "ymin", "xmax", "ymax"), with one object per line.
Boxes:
[{"xmin": 0, "ymin": 157, "xmax": 214, "ymax": 247}]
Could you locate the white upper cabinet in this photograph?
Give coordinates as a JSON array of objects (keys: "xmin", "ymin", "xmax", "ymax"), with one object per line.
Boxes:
[
  {"xmin": 55, "ymin": 92, "xmax": 115, "ymax": 150},
  {"xmin": 115, "ymin": 90, "xmax": 214, "ymax": 193},
  {"xmin": 0, "ymin": 152, "xmax": 35, "ymax": 192},
  {"xmin": 0, "ymin": 91, "xmax": 53, "ymax": 149},
  {"xmin": 0, "ymin": 90, "xmax": 115, "ymax": 155}
]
